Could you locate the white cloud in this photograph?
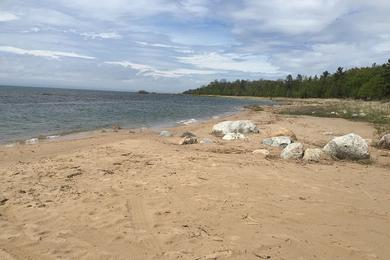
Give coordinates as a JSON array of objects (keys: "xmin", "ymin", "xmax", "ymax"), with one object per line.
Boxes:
[
  {"xmin": 81, "ymin": 32, "xmax": 122, "ymax": 40},
  {"xmin": 177, "ymin": 52, "xmax": 279, "ymax": 74},
  {"xmin": 0, "ymin": 11, "xmax": 19, "ymax": 22},
  {"xmin": 0, "ymin": 46, "xmax": 95, "ymax": 60},
  {"xmin": 135, "ymin": 41, "xmax": 179, "ymax": 49},
  {"xmin": 105, "ymin": 60, "xmax": 217, "ymax": 78},
  {"xmin": 231, "ymin": 0, "xmax": 351, "ymax": 35}
]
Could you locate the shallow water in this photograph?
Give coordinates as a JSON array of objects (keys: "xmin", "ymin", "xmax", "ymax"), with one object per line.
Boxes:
[{"xmin": 0, "ymin": 86, "xmax": 273, "ymax": 144}]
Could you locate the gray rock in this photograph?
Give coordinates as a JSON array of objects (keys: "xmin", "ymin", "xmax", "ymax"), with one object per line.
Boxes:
[
  {"xmin": 222, "ymin": 133, "xmax": 246, "ymax": 140},
  {"xmin": 263, "ymin": 136, "xmax": 292, "ymax": 148},
  {"xmin": 281, "ymin": 143, "xmax": 304, "ymax": 159},
  {"xmin": 212, "ymin": 120, "xmax": 258, "ymax": 136},
  {"xmin": 180, "ymin": 131, "xmax": 196, "ymax": 138},
  {"xmin": 323, "ymin": 133, "xmax": 370, "ymax": 160},
  {"xmin": 112, "ymin": 123, "xmax": 121, "ymax": 132},
  {"xmin": 378, "ymin": 134, "xmax": 390, "ymax": 149},
  {"xmin": 303, "ymin": 148, "xmax": 325, "ymax": 162},
  {"xmin": 179, "ymin": 136, "xmax": 198, "ymax": 145},
  {"xmin": 159, "ymin": 131, "xmax": 172, "ymax": 137}
]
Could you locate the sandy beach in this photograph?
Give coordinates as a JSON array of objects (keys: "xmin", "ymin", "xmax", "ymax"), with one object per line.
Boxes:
[{"xmin": 1, "ymin": 106, "xmax": 390, "ymax": 260}]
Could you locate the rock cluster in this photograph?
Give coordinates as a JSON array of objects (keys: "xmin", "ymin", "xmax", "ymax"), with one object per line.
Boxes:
[{"xmin": 222, "ymin": 133, "xmax": 246, "ymax": 140}]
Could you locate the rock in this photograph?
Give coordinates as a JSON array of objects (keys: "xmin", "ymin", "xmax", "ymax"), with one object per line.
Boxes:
[
  {"xmin": 180, "ymin": 131, "xmax": 196, "ymax": 138},
  {"xmin": 112, "ymin": 123, "xmax": 121, "ymax": 132},
  {"xmin": 323, "ymin": 133, "xmax": 370, "ymax": 160},
  {"xmin": 25, "ymin": 138, "xmax": 38, "ymax": 145},
  {"xmin": 212, "ymin": 120, "xmax": 258, "ymax": 136},
  {"xmin": 281, "ymin": 143, "xmax": 304, "ymax": 159},
  {"xmin": 179, "ymin": 136, "xmax": 198, "ymax": 145},
  {"xmin": 303, "ymin": 148, "xmax": 325, "ymax": 162},
  {"xmin": 200, "ymin": 138, "xmax": 213, "ymax": 144},
  {"xmin": 159, "ymin": 131, "xmax": 172, "ymax": 137},
  {"xmin": 222, "ymin": 133, "xmax": 246, "ymax": 140},
  {"xmin": 378, "ymin": 134, "xmax": 390, "ymax": 149},
  {"xmin": 268, "ymin": 127, "xmax": 297, "ymax": 140},
  {"xmin": 0, "ymin": 195, "xmax": 8, "ymax": 206},
  {"xmin": 252, "ymin": 149, "xmax": 270, "ymax": 156},
  {"xmin": 262, "ymin": 136, "xmax": 292, "ymax": 148}
]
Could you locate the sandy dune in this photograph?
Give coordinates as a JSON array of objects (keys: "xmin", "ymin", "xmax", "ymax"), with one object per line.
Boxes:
[{"xmin": 1, "ymin": 109, "xmax": 390, "ymax": 259}]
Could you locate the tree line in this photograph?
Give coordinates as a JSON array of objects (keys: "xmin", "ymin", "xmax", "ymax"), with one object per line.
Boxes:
[{"xmin": 183, "ymin": 59, "xmax": 390, "ymax": 100}]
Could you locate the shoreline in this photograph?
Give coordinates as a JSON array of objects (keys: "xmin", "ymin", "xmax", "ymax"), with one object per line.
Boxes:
[
  {"xmin": 0, "ymin": 107, "xmax": 246, "ymax": 149},
  {"xmin": 1, "ymin": 100, "xmax": 390, "ymax": 259},
  {"xmin": 0, "ymin": 105, "xmax": 250, "ymax": 147}
]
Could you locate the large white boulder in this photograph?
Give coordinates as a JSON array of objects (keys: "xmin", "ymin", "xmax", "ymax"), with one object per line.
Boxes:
[
  {"xmin": 222, "ymin": 133, "xmax": 246, "ymax": 140},
  {"xmin": 378, "ymin": 134, "xmax": 390, "ymax": 149},
  {"xmin": 262, "ymin": 136, "xmax": 292, "ymax": 147},
  {"xmin": 212, "ymin": 120, "xmax": 258, "ymax": 136},
  {"xmin": 323, "ymin": 133, "xmax": 370, "ymax": 160},
  {"xmin": 281, "ymin": 143, "xmax": 304, "ymax": 159}
]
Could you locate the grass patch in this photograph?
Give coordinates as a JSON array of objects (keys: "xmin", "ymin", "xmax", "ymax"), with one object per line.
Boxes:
[{"xmin": 279, "ymin": 100, "xmax": 390, "ymax": 136}]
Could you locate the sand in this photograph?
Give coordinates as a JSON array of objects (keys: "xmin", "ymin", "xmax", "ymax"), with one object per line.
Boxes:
[{"xmin": 1, "ymin": 108, "xmax": 390, "ymax": 260}]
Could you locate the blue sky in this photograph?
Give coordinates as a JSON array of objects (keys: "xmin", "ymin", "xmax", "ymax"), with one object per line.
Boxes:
[{"xmin": 1, "ymin": 0, "xmax": 390, "ymax": 92}]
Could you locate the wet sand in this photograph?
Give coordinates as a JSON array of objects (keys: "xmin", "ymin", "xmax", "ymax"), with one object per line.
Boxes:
[{"xmin": 1, "ymin": 108, "xmax": 390, "ymax": 259}]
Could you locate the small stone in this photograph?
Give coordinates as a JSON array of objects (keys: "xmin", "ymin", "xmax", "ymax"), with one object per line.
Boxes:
[
  {"xmin": 159, "ymin": 131, "xmax": 172, "ymax": 137},
  {"xmin": 112, "ymin": 123, "xmax": 121, "ymax": 132},
  {"xmin": 0, "ymin": 195, "xmax": 8, "ymax": 206},
  {"xmin": 281, "ymin": 143, "xmax": 304, "ymax": 159},
  {"xmin": 268, "ymin": 127, "xmax": 297, "ymax": 140},
  {"xmin": 179, "ymin": 136, "xmax": 198, "ymax": 145},
  {"xmin": 180, "ymin": 131, "xmax": 196, "ymax": 138},
  {"xmin": 378, "ymin": 134, "xmax": 390, "ymax": 149},
  {"xmin": 222, "ymin": 133, "xmax": 246, "ymax": 140},
  {"xmin": 263, "ymin": 136, "xmax": 292, "ymax": 148},
  {"xmin": 303, "ymin": 148, "xmax": 325, "ymax": 162}
]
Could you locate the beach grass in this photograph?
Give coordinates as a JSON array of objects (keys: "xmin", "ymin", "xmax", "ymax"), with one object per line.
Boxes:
[
  {"xmin": 243, "ymin": 98, "xmax": 390, "ymax": 136},
  {"xmin": 278, "ymin": 100, "xmax": 390, "ymax": 136}
]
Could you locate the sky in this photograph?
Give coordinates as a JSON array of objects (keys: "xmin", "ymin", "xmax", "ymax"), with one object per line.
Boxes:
[{"xmin": 0, "ymin": 0, "xmax": 390, "ymax": 93}]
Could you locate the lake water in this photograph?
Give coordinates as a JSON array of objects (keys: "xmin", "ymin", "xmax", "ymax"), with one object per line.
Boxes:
[{"xmin": 0, "ymin": 86, "xmax": 274, "ymax": 144}]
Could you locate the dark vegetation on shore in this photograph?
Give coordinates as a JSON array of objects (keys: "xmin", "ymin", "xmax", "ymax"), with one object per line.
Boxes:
[{"xmin": 184, "ymin": 59, "xmax": 390, "ymax": 100}]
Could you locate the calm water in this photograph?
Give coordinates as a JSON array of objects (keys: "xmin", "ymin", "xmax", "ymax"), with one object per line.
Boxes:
[{"xmin": 0, "ymin": 86, "xmax": 273, "ymax": 144}]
